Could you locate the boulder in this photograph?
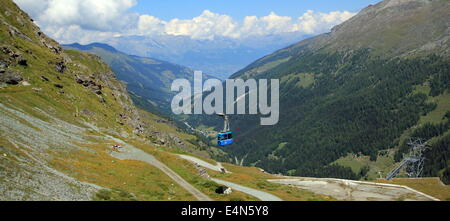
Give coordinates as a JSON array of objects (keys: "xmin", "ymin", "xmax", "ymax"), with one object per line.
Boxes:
[
  {"xmin": 81, "ymin": 109, "xmax": 93, "ymax": 115},
  {"xmin": 55, "ymin": 61, "xmax": 65, "ymax": 73},
  {"xmin": 75, "ymin": 75, "xmax": 104, "ymax": 94},
  {"xmin": 215, "ymin": 186, "xmax": 232, "ymax": 195},
  {"xmin": 40, "ymin": 75, "xmax": 50, "ymax": 81},
  {"xmin": 18, "ymin": 57, "xmax": 27, "ymax": 66},
  {"xmin": 0, "ymin": 70, "xmax": 23, "ymax": 85}
]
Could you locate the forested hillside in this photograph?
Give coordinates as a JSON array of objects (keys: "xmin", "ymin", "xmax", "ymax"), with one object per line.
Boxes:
[{"xmin": 192, "ymin": 0, "xmax": 450, "ymax": 182}]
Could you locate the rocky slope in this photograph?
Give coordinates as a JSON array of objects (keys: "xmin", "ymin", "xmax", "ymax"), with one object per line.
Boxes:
[
  {"xmin": 63, "ymin": 43, "xmax": 216, "ymax": 115},
  {"xmin": 0, "ymin": 0, "xmax": 214, "ymax": 200},
  {"xmin": 0, "ymin": 0, "xmax": 150, "ymax": 199}
]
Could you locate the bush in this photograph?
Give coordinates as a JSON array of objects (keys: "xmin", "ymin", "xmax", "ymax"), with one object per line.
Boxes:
[{"xmin": 94, "ymin": 189, "xmax": 112, "ymax": 201}]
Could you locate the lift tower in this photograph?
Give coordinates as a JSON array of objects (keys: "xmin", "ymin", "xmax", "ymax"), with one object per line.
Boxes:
[{"xmin": 386, "ymin": 138, "xmax": 428, "ymax": 180}]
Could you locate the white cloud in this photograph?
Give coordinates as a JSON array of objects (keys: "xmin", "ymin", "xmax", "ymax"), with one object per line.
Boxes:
[
  {"xmin": 14, "ymin": 0, "xmax": 138, "ymax": 31},
  {"xmin": 43, "ymin": 25, "xmax": 121, "ymax": 44},
  {"xmin": 138, "ymin": 15, "xmax": 165, "ymax": 34},
  {"xmin": 139, "ymin": 10, "xmax": 355, "ymax": 40},
  {"xmin": 293, "ymin": 10, "xmax": 355, "ymax": 34},
  {"xmin": 164, "ymin": 10, "xmax": 238, "ymax": 40},
  {"xmin": 13, "ymin": 0, "xmax": 356, "ymax": 43}
]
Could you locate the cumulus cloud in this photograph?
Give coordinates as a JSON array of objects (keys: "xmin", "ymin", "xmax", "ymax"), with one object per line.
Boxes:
[
  {"xmin": 164, "ymin": 10, "xmax": 238, "ymax": 40},
  {"xmin": 238, "ymin": 13, "xmax": 292, "ymax": 38},
  {"xmin": 13, "ymin": 0, "xmax": 356, "ymax": 43},
  {"xmin": 136, "ymin": 10, "xmax": 354, "ymax": 40},
  {"xmin": 138, "ymin": 15, "xmax": 165, "ymax": 34},
  {"xmin": 293, "ymin": 10, "xmax": 355, "ymax": 34},
  {"xmin": 15, "ymin": 0, "xmax": 138, "ymax": 31}
]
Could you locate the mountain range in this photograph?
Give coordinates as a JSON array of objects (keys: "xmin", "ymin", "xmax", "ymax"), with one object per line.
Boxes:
[{"xmin": 106, "ymin": 33, "xmax": 311, "ymax": 79}]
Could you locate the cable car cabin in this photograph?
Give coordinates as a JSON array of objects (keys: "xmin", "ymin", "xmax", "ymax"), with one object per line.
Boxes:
[{"xmin": 217, "ymin": 131, "xmax": 233, "ymax": 146}]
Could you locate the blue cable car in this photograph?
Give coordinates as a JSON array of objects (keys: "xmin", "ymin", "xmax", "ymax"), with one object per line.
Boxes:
[
  {"xmin": 217, "ymin": 113, "xmax": 233, "ymax": 147},
  {"xmin": 218, "ymin": 131, "xmax": 233, "ymax": 146}
]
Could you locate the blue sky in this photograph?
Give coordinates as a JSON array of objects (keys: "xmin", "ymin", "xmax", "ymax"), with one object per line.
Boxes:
[
  {"xmin": 132, "ymin": 0, "xmax": 382, "ymax": 20},
  {"xmin": 14, "ymin": 0, "xmax": 384, "ymax": 44}
]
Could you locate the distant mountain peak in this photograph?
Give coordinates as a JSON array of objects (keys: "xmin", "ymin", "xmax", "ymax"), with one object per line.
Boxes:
[
  {"xmin": 307, "ymin": 0, "xmax": 449, "ymax": 57},
  {"xmin": 65, "ymin": 42, "xmax": 118, "ymax": 52}
]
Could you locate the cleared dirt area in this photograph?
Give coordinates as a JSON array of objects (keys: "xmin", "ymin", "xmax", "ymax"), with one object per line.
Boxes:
[{"xmin": 269, "ymin": 178, "xmax": 439, "ymax": 201}]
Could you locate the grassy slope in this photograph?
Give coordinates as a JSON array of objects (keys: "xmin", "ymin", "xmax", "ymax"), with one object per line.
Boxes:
[
  {"xmin": 49, "ymin": 143, "xmax": 196, "ymax": 201},
  {"xmin": 376, "ymin": 178, "xmax": 450, "ymax": 201}
]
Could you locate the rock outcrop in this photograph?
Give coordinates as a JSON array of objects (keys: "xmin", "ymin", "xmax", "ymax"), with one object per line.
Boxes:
[{"xmin": 0, "ymin": 70, "xmax": 22, "ymax": 85}]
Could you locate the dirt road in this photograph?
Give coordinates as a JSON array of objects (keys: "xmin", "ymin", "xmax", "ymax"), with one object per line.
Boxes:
[
  {"xmin": 108, "ymin": 141, "xmax": 212, "ymax": 201},
  {"xmin": 177, "ymin": 154, "xmax": 228, "ymax": 173},
  {"xmin": 211, "ymin": 178, "xmax": 282, "ymax": 201},
  {"xmin": 177, "ymin": 154, "xmax": 283, "ymax": 201}
]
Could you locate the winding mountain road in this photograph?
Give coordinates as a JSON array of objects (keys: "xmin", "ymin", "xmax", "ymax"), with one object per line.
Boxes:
[
  {"xmin": 177, "ymin": 154, "xmax": 283, "ymax": 201},
  {"xmin": 107, "ymin": 138, "xmax": 212, "ymax": 201},
  {"xmin": 211, "ymin": 178, "xmax": 282, "ymax": 201},
  {"xmin": 106, "ymin": 135, "xmax": 282, "ymax": 201},
  {"xmin": 177, "ymin": 154, "xmax": 228, "ymax": 173}
]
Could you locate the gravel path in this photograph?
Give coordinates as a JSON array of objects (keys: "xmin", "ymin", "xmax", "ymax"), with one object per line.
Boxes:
[
  {"xmin": 211, "ymin": 178, "xmax": 282, "ymax": 201},
  {"xmin": 177, "ymin": 154, "xmax": 228, "ymax": 173},
  {"xmin": 109, "ymin": 144, "xmax": 212, "ymax": 201},
  {"xmin": 177, "ymin": 154, "xmax": 283, "ymax": 201}
]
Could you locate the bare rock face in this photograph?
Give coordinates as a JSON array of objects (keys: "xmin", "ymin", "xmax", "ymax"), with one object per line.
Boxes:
[
  {"xmin": 1, "ymin": 45, "xmax": 27, "ymax": 66},
  {"xmin": 75, "ymin": 75, "xmax": 103, "ymax": 95},
  {"xmin": 55, "ymin": 61, "xmax": 66, "ymax": 73},
  {"xmin": 47, "ymin": 60, "xmax": 66, "ymax": 73},
  {"xmin": 17, "ymin": 57, "xmax": 27, "ymax": 66},
  {"xmin": 0, "ymin": 70, "xmax": 23, "ymax": 85}
]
